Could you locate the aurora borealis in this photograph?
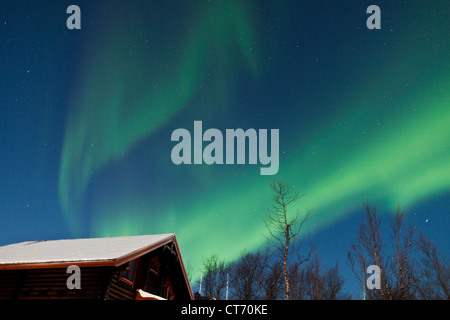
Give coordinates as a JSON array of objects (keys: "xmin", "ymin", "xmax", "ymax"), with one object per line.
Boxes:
[{"xmin": 1, "ymin": 0, "xmax": 449, "ymax": 296}]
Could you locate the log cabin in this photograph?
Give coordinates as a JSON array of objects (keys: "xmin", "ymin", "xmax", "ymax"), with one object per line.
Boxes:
[{"xmin": 0, "ymin": 233, "xmax": 193, "ymax": 300}]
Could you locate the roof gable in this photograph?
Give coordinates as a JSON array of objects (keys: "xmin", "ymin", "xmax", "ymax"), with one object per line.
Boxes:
[
  {"xmin": 0, "ymin": 233, "xmax": 194, "ymax": 300},
  {"xmin": 0, "ymin": 234, "xmax": 174, "ymax": 268}
]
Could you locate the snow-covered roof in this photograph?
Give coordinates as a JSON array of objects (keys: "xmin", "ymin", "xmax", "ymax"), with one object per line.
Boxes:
[
  {"xmin": 0, "ymin": 233, "xmax": 175, "ymax": 268},
  {"xmin": 136, "ymin": 289, "xmax": 167, "ymax": 300}
]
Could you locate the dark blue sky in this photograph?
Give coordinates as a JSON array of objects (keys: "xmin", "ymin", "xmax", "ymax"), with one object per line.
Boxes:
[{"xmin": 0, "ymin": 1, "xmax": 449, "ymax": 298}]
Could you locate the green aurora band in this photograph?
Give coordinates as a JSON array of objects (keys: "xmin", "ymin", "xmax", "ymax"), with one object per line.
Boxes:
[
  {"xmin": 59, "ymin": 0, "xmax": 258, "ymax": 234},
  {"xmin": 59, "ymin": 2, "xmax": 450, "ymax": 277}
]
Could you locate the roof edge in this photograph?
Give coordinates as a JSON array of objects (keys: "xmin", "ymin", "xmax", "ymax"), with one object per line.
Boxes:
[
  {"xmin": 172, "ymin": 235, "xmax": 195, "ymax": 300},
  {"xmin": 114, "ymin": 233, "xmax": 175, "ymax": 266},
  {"xmin": 0, "ymin": 233, "xmax": 194, "ymax": 300},
  {"xmin": 0, "ymin": 233, "xmax": 177, "ymax": 270},
  {"xmin": 0, "ymin": 260, "xmax": 116, "ymax": 270}
]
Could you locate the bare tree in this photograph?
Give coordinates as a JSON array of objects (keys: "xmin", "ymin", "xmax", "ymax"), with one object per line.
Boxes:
[
  {"xmin": 322, "ymin": 262, "xmax": 350, "ymax": 300},
  {"xmin": 290, "ymin": 253, "xmax": 350, "ymax": 300},
  {"xmin": 303, "ymin": 253, "xmax": 324, "ymax": 300},
  {"xmin": 230, "ymin": 251, "xmax": 267, "ymax": 300},
  {"xmin": 415, "ymin": 234, "xmax": 449, "ymax": 299},
  {"xmin": 347, "ymin": 201, "xmax": 450, "ymax": 300},
  {"xmin": 263, "ymin": 178, "xmax": 313, "ymax": 300},
  {"xmin": 202, "ymin": 254, "xmax": 232, "ymax": 300},
  {"xmin": 260, "ymin": 254, "xmax": 284, "ymax": 300},
  {"xmin": 228, "ymin": 248, "xmax": 285, "ymax": 300},
  {"xmin": 388, "ymin": 205, "xmax": 417, "ymax": 299},
  {"xmin": 347, "ymin": 200, "xmax": 392, "ymax": 299}
]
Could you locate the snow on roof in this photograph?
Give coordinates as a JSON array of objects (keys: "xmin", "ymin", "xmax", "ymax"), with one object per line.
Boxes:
[
  {"xmin": 136, "ymin": 289, "xmax": 167, "ymax": 300},
  {"xmin": 0, "ymin": 234, "xmax": 175, "ymax": 266}
]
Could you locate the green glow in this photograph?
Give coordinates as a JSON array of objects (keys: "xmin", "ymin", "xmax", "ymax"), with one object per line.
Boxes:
[
  {"xmin": 94, "ymin": 66, "xmax": 449, "ymax": 277},
  {"xmin": 57, "ymin": 2, "xmax": 450, "ymax": 281},
  {"xmin": 92, "ymin": 81, "xmax": 450, "ymax": 277},
  {"xmin": 59, "ymin": 1, "xmax": 258, "ymax": 234}
]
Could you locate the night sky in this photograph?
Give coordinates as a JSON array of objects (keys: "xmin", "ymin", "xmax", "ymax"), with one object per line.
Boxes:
[{"xmin": 1, "ymin": 1, "xmax": 449, "ymax": 298}]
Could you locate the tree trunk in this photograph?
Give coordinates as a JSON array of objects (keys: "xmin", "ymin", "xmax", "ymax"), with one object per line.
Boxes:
[{"xmin": 284, "ymin": 242, "xmax": 290, "ymax": 300}]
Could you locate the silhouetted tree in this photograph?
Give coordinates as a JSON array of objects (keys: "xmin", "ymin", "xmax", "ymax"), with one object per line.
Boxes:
[
  {"xmin": 322, "ymin": 261, "xmax": 350, "ymax": 300},
  {"xmin": 260, "ymin": 254, "xmax": 284, "ymax": 300},
  {"xmin": 347, "ymin": 201, "xmax": 393, "ymax": 299},
  {"xmin": 230, "ymin": 251, "xmax": 267, "ymax": 300},
  {"xmin": 347, "ymin": 201, "xmax": 449, "ymax": 300},
  {"xmin": 415, "ymin": 234, "xmax": 449, "ymax": 299},
  {"xmin": 290, "ymin": 253, "xmax": 350, "ymax": 300},
  {"xmin": 202, "ymin": 254, "xmax": 232, "ymax": 300},
  {"xmin": 388, "ymin": 205, "xmax": 417, "ymax": 299},
  {"xmin": 263, "ymin": 178, "xmax": 313, "ymax": 300}
]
